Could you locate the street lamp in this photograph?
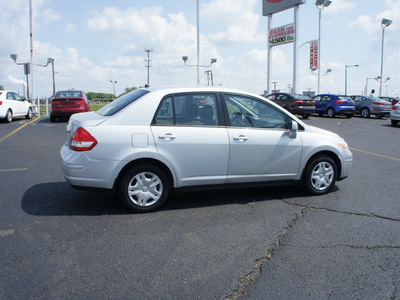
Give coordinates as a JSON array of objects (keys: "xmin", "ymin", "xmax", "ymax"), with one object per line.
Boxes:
[
  {"xmin": 110, "ymin": 80, "xmax": 117, "ymax": 98},
  {"xmin": 364, "ymin": 76, "xmax": 380, "ymax": 95},
  {"xmin": 315, "ymin": 0, "xmax": 331, "ymax": 94},
  {"xmin": 344, "ymin": 64, "xmax": 359, "ymax": 95},
  {"xmin": 182, "ymin": 56, "xmax": 217, "ymax": 84},
  {"xmin": 379, "ymin": 18, "xmax": 393, "ymax": 97},
  {"xmin": 10, "ymin": 54, "xmax": 30, "ymax": 99}
]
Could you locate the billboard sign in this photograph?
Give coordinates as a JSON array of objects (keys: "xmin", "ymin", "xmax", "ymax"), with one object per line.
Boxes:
[
  {"xmin": 263, "ymin": 0, "xmax": 306, "ymax": 16},
  {"xmin": 310, "ymin": 39, "xmax": 319, "ymax": 70},
  {"xmin": 268, "ymin": 23, "xmax": 295, "ymax": 47}
]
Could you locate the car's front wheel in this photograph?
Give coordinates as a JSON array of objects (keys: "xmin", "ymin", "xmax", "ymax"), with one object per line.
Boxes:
[
  {"xmin": 5, "ymin": 109, "xmax": 13, "ymax": 123},
  {"xmin": 302, "ymin": 114, "xmax": 310, "ymax": 119},
  {"xmin": 118, "ymin": 163, "xmax": 170, "ymax": 213},
  {"xmin": 26, "ymin": 108, "xmax": 33, "ymax": 119},
  {"xmin": 303, "ymin": 155, "xmax": 337, "ymax": 195},
  {"xmin": 391, "ymin": 119, "xmax": 399, "ymax": 127}
]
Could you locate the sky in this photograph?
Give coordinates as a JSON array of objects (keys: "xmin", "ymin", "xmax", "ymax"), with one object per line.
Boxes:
[{"xmin": 1, "ymin": 0, "xmax": 399, "ymax": 98}]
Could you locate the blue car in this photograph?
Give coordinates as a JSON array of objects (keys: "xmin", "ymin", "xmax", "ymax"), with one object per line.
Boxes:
[{"xmin": 312, "ymin": 94, "xmax": 355, "ymax": 118}]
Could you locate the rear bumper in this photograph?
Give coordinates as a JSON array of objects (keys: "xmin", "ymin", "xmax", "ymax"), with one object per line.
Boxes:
[{"xmin": 51, "ymin": 108, "xmax": 88, "ymax": 117}]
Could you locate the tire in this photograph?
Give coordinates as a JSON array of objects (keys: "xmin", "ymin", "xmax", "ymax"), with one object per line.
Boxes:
[
  {"xmin": 26, "ymin": 108, "xmax": 33, "ymax": 119},
  {"xmin": 391, "ymin": 119, "xmax": 399, "ymax": 127},
  {"xmin": 318, "ymin": 113, "xmax": 323, "ymax": 117},
  {"xmin": 5, "ymin": 110, "xmax": 13, "ymax": 123},
  {"xmin": 302, "ymin": 114, "xmax": 310, "ymax": 119},
  {"xmin": 50, "ymin": 115, "xmax": 56, "ymax": 123},
  {"xmin": 118, "ymin": 163, "xmax": 170, "ymax": 213},
  {"xmin": 327, "ymin": 108, "xmax": 336, "ymax": 118},
  {"xmin": 361, "ymin": 108, "xmax": 371, "ymax": 118},
  {"xmin": 303, "ymin": 155, "xmax": 337, "ymax": 195}
]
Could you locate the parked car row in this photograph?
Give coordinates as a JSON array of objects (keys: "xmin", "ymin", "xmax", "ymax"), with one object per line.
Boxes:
[{"xmin": 266, "ymin": 92, "xmax": 395, "ymax": 123}]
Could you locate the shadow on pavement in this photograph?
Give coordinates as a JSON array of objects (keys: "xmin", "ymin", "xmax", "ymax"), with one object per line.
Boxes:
[{"xmin": 21, "ymin": 181, "xmax": 318, "ymax": 216}]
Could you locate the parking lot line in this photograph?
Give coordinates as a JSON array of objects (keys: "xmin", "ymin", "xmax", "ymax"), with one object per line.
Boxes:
[
  {"xmin": 350, "ymin": 147, "xmax": 400, "ymax": 162},
  {"xmin": 0, "ymin": 117, "xmax": 41, "ymax": 144}
]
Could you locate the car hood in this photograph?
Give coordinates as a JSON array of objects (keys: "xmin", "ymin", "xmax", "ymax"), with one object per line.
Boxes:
[
  {"xmin": 306, "ymin": 125, "xmax": 340, "ymax": 139},
  {"xmin": 67, "ymin": 112, "xmax": 107, "ymax": 134}
]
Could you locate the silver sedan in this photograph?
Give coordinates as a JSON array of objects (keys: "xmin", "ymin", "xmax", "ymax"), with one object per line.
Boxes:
[{"xmin": 61, "ymin": 87, "xmax": 352, "ymax": 212}]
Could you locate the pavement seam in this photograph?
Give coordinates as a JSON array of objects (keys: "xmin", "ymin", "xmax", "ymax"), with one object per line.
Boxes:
[
  {"xmin": 226, "ymin": 202, "xmax": 306, "ymax": 300},
  {"xmin": 280, "ymin": 200, "xmax": 400, "ymax": 223}
]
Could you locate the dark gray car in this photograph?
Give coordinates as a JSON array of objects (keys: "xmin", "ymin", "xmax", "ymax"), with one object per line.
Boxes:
[
  {"xmin": 349, "ymin": 95, "xmax": 391, "ymax": 118},
  {"xmin": 266, "ymin": 93, "xmax": 315, "ymax": 119}
]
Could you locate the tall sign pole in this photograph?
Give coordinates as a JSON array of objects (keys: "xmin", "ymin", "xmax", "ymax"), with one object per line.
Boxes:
[
  {"xmin": 29, "ymin": 0, "xmax": 35, "ymax": 100},
  {"xmin": 263, "ymin": 0, "xmax": 305, "ymax": 95}
]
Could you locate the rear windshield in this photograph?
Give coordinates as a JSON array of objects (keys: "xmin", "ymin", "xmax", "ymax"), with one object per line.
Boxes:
[
  {"xmin": 96, "ymin": 89, "xmax": 149, "ymax": 116},
  {"xmin": 292, "ymin": 94, "xmax": 310, "ymax": 100},
  {"xmin": 56, "ymin": 91, "xmax": 83, "ymax": 98},
  {"xmin": 338, "ymin": 96, "xmax": 352, "ymax": 101}
]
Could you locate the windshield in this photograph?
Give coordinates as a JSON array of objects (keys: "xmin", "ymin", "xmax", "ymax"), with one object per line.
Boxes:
[
  {"xmin": 96, "ymin": 89, "xmax": 149, "ymax": 116},
  {"xmin": 338, "ymin": 96, "xmax": 352, "ymax": 101}
]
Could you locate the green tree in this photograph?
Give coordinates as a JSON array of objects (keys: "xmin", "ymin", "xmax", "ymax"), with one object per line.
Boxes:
[{"xmin": 0, "ymin": 85, "xmax": 4, "ymax": 91}]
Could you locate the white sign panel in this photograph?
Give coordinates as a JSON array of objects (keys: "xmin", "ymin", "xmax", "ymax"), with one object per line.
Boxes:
[
  {"xmin": 310, "ymin": 39, "xmax": 319, "ymax": 70},
  {"xmin": 268, "ymin": 23, "xmax": 295, "ymax": 47},
  {"xmin": 263, "ymin": 0, "xmax": 306, "ymax": 16}
]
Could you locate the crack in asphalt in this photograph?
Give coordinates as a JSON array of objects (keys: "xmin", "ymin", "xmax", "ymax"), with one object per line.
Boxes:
[
  {"xmin": 226, "ymin": 199, "xmax": 400, "ymax": 299},
  {"xmin": 226, "ymin": 204, "xmax": 306, "ymax": 300},
  {"xmin": 280, "ymin": 200, "xmax": 400, "ymax": 223}
]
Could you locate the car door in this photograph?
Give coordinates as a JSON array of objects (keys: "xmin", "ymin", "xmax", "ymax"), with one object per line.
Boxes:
[
  {"xmin": 352, "ymin": 96, "xmax": 363, "ymax": 113},
  {"xmin": 5, "ymin": 92, "xmax": 21, "ymax": 116},
  {"xmin": 151, "ymin": 93, "xmax": 229, "ymax": 187},
  {"xmin": 222, "ymin": 93, "xmax": 302, "ymax": 183},
  {"xmin": 12, "ymin": 92, "xmax": 26, "ymax": 116},
  {"xmin": 313, "ymin": 95, "xmax": 322, "ymax": 113}
]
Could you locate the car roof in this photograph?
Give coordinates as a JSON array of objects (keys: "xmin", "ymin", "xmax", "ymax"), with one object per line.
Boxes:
[{"xmin": 143, "ymin": 86, "xmax": 263, "ymax": 98}]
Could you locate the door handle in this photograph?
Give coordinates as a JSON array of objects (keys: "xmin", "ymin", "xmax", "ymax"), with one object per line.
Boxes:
[
  {"xmin": 159, "ymin": 133, "xmax": 176, "ymax": 140},
  {"xmin": 233, "ymin": 135, "xmax": 248, "ymax": 142}
]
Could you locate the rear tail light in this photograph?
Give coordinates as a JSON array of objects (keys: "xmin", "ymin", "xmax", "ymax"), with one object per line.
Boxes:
[
  {"xmin": 334, "ymin": 100, "xmax": 345, "ymax": 104},
  {"xmin": 70, "ymin": 127, "xmax": 98, "ymax": 151},
  {"xmin": 294, "ymin": 100, "xmax": 304, "ymax": 104},
  {"xmin": 392, "ymin": 106, "xmax": 399, "ymax": 111},
  {"xmin": 373, "ymin": 102, "xmax": 384, "ymax": 106},
  {"xmin": 312, "ymin": 101, "xmax": 315, "ymax": 104},
  {"xmin": 0, "ymin": 101, "xmax": 2, "ymax": 105}
]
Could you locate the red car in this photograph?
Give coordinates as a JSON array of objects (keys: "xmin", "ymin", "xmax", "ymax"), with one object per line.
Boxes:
[
  {"xmin": 379, "ymin": 96, "xmax": 399, "ymax": 106},
  {"xmin": 50, "ymin": 90, "xmax": 91, "ymax": 122}
]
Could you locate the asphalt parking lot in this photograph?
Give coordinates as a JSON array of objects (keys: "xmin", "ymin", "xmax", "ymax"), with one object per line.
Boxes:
[{"xmin": 1, "ymin": 115, "xmax": 399, "ymax": 299}]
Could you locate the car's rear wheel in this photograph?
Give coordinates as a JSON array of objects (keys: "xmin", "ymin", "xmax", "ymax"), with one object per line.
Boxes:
[
  {"xmin": 50, "ymin": 115, "xmax": 56, "ymax": 122},
  {"xmin": 303, "ymin": 155, "xmax": 337, "ymax": 195},
  {"xmin": 391, "ymin": 119, "xmax": 399, "ymax": 127},
  {"xmin": 26, "ymin": 108, "xmax": 33, "ymax": 119},
  {"xmin": 118, "ymin": 163, "xmax": 169, "ymax": 213},
  {"xmin": 361, "ymin": 107, "xmax": 371, "ymax": 118},
  {"xmin": 5, "ymin": 110, "xmax": 13, "ymax": 123},
  {"xmin": 302, "ymin": 114, "xmax": 310, "ymax": 119},
  {"xmin": 376, "ymin": 114, "xmax": 383, "ymax": 119},
  {"xmin": 327, "ymin": 108, "xmax": 336, "ymax": 118}
]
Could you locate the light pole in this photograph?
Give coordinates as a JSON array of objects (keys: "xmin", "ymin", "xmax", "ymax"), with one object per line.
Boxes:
[
  {"xmin": 379, "ymin": 18, "xmax": 393, "ymax": 97},
  {"xmin": 344, "ymin": 64, "xmax": 359, "ymax": 95},
  {"xmin": 10, "ymin": 54, "xmax": 30, "ymax": 99},
  {"xmin": 182, "ymin": 56, "xmax": 217, "ymax": 84},
  {"xmin": 315, "ymin": 0, "xmax": 331, "ymax": 94},
  {"xmin": 144, "ymin": 49, "xmax": 153, "ymax": 87},
  {"xmin": 110, "ymin": 80, "xmax": 117, "ymax": 98},
  {"xmin": 365, "ymin": 76, "xmax": 380, "ymax": 95}
]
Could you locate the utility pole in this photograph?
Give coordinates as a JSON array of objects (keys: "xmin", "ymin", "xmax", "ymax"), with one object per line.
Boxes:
[
  {"xmin": 145, "ymin": 49, "xmax": 153, "ymax": 87},
  {"xmin": 204, "ymin": 70, "xmax": 214, "ymax": 86},
  {"xmin": 272, "ymin": 81, "xmax": 278, "ymax": 92}
]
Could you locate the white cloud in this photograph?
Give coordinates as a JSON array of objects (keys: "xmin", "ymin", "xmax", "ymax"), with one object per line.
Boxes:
[{"xmin": 324, "ymin": 0, "xmax": 356, "ymax": 14}]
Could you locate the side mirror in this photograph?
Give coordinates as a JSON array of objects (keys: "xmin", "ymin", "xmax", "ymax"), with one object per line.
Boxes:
[{"xmin": 289, "ymin": 121, "xmax": 298, "ymax": 139}]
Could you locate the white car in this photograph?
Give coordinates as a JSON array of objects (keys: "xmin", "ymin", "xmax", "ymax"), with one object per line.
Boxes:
[
  {"xmin": 0, "ymin": 91, "xmax": 33, "ymax": 123},
  {"xmin": 61, "ymin": 87, "xmax": 353, "ymax": 213},
  {"xmin": 390, "ymin": 102, "xmax": 400, "ymax": 127}
]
